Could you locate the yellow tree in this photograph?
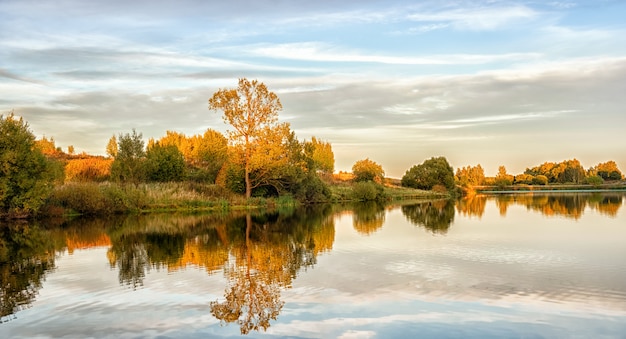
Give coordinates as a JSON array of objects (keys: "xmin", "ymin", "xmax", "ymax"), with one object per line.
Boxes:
[{"xmin": 209, "ymin": 78, "xmax": 283, "ymax": 198}]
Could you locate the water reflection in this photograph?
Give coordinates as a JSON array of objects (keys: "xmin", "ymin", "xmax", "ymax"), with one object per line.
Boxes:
[
  {"xmin": 401, "ymin": 200, "xmax": 455, "ymax": 234},
  {"xmin": 1, "ymin": 192, "xmax": 623, "ymax": 334},
  {"xmin": 351, "ymin": 201, "xmax": 386, "ymax": 235},
  {"xmin": 0, "ymin": 223, "xmax": 57, "ymax": 322},
  {"xmin": 457, "ymin": 192, "xmax": 624, "ymax": 219},
  {"xmin": 210, "ymin": 206, "xmax": 334, "ymax": 334}
]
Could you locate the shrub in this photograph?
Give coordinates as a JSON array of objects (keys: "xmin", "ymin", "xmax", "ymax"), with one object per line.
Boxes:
[
  {"xmin": 585, "ymin": 175, "xmax": 604, "ymax": 186},
  {"xmin": 532, "ymin": 175, "xmax": 548, "ymax": 185},
  {"xmin": 351, "ymin": 181, "xmax": 385, "ymax": 201},
  {"xmin": 1, "ymin": 113, "xmax": 59, "ymax": 218},
  {"xmin": 352, "ymin": 158, "xmax": 385, "ymax": 183}
]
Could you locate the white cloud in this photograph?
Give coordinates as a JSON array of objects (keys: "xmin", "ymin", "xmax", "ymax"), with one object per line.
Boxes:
[
  {"xmin": 250, "ymin": 42, "xmax": 541, "ymax": 65},
  {"xmin": 407, "ymin": 4, "xmax": 538, "ymax": 30}
]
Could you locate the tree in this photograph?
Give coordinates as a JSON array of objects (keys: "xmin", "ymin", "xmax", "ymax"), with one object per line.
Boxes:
[
  {"xmin": 401, "ymin": 156, "xmax": 455, "ymax": 191},
  {"xmin": 106, "ymin": 135, "xmax": 118, "ymax": 158},
  {"xmin": 594, "ymin": 161, "xmax": 623, "ymax": 181},
  {"xmin": 305, "ymin": 137, "xmax": 334, "ymax": 175},
  {"xmin": 1, "ymin": 113, "xmax": 57, "ymax": 218},
  {"xmin": 352, "ymin": 158, "xmax": 385, "ymax": 183},
  {"xmin": 209, "ymin": 78, "xmax": 282, "ymax": 198},
  {"xmin": 456, "ymin": 164, "xmax": 485, "ymax": 187},
  {"xmin": 495, "ymin": 166, "xmax": 513, "ymax": 187},
  {"xmin": 145, "ymin": 143, "xmax": 185, "ymax": 182},
  {"xmin": 110, "ymin": 129, "xmax": 146, "ymax": 183},
  {"xmin": 67, "ymin": 145, "xmax": 75, "ymax": 155}
]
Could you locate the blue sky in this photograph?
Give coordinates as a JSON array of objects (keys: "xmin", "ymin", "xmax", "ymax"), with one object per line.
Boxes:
[{"xmin": 1, "ymin": 0, "xmax": 625, "ymax": 177}]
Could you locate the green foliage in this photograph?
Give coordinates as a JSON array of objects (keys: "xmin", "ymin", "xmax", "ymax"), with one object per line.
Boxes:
[
  {"xmin": 145, "ymin": 143, "xmax": 185, "ymax": 182},
  {"xmin": 110, "ymin": 129, "xmax": 146, "ymax": 183},
  {"xmin": 352, "ymin": 158, "xmax": 385, "ymax": 183},
  {"xmin": 291, "ymin": 173, "xmax": 331, "ymax": 203},
  {"xmin": 401, "ymin": 156, "xmax": 455, "ymax": 191},
  {"xmin": 585, "ymin": 175, "xmax": 604, "ymax": 186},
  {"xmin": 351, "ymin": 181, "xmax": 386, "ymax": 201},
  {"xmin": 1, "ymin": 113, "xmax": 58, "ymax": 218}
]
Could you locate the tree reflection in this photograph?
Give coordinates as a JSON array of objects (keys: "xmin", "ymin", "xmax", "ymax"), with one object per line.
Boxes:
[
  {"xmin": 0, "ymin": 223, "xmax": 57, "ymax": 321},
  {"xmin": 456, "ymin": 194, "xmax": 487, "ymax": 218},
  {"xmin": 352, "ymin": 201, "xmax": 385, "ymax": 235},
  {"xmin": 210, "ymin": 205, "xmax": 334, "ymax": 334},
  {"xmin": 491, "ymin": 193, "xmax": 623, "ymax": 219},
  {"xmin": 401, "ymin": 200, "xmax": 455, "ymax": 234}
]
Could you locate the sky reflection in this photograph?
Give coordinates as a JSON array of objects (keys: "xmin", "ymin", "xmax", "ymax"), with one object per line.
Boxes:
[{"xmin": 1, "ymin": 193, "xmax": 625, "ymax": 338}]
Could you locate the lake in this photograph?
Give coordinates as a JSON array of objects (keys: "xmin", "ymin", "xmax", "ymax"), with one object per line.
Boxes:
[{"xmin": 1, "ymin": 192, "xmax": 625, "ymax": 338}]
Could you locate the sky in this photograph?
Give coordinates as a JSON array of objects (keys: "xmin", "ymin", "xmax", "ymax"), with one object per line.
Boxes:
[{"xmin": 1, "ymin": 0, "xmax": 625, "ymax": 177}]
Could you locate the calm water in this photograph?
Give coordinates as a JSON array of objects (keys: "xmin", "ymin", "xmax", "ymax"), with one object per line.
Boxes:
[{"xmin": 1, "ymin": 192, "xmax": 625, "ymax": 338}]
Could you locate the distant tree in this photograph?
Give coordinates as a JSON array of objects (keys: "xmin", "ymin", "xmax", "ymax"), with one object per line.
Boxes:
[
  {"xmin": 110, "ymin": 129, "xmax": 146, "ymax": 183},
  {"xmin": 513, "ymin": 173, "xmax": 533, "ymax": 185},
  {"xmin": 145, "ymin": 143, "xmax": 185, "ymax": 182},
  {"xmin": 306, "ymin": 137, "xmax": 334, "ymax": 175},
  {"xmin": 594, "ymin": 161, "xmax": 623, "ymax": 181},
  {"xmin": 352, "ymin": 158, "xmax": 385, "ymax": 183},
  {"xmin": 209, "ymin": 78, "xmax": 282, "ymax": 198},
  {"xmin": 106, "ymin": 135, "xmax": 118, "ymax": 158},
  {"xmin": 455, "ymin": 164, "xmax": 485, "ymax": 187},
  {"xmin": 495, "ymin": 166, "xmax": 513, "ymax": 187},
  {"xmin": 401, "ymin": 157, "xmax": 455, "ymax": 191},
  {"xmin": 67, "ymin": 145, "xmax": 75, "ymax": 155},
  {"xmin": 0, "ymin": 113, "xmax": 58, "ymax": 218},
  {"xmin": 35, "ymin": 136, "xmax": 59, "ymax": 155}
]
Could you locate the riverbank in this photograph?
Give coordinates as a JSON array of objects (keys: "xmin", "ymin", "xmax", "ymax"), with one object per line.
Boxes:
[
  {"xmin": 39, "ymin": 181, "xmax": 448, "ymax": 217},
  {"xmin": 472, "ymin": 182, "xmax": 626, "ymax": 193}
]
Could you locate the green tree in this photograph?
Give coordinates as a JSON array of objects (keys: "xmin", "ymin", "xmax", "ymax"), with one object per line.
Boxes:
[
  {"xmin": 110, "ymin": 129, "xmax": 146, "ymax": 184},
  {"xmin": 145, "ymin": 143, "xmax": 185, "ymax": 182},
  {"xmin": 0, "ymin": 113, "xmax": 57, "ymax": 218},
  {"xmin": 209, "ymin": 78, "xmax": 283, "ymax": 198},
  {"xmin": 401, "ymin": 156, "xmax": 455, "ymax": 191},
  {"xmin": 352, "ymin": 158, "xmax": 385, "ymax": 183}
]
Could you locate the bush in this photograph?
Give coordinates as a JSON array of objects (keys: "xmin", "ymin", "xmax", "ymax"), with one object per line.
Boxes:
[
  {"xmin": 1, "ymin": 113, "xmax": 59, "ymax": 218},
  {"xmin": 585, "ymin": 175, "xmax": 604, "ymax": 186},
  {"xmin": 351, "ymin": 181, "xmax": 386, "ymax": 201},
  {"xmin": 532, "ymin": 175, "xmax": 548, "ymax": 185},
  {"xmin": 401, "ymin": 156, "xmax": 455, "ymax": 191},
  {"xmin": 352, "ymin": 158, "xmax": 385, "ymax": 183}
]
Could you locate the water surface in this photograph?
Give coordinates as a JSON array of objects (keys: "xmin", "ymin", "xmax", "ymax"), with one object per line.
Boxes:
[{"xmin": 1, "ymin": 192, "xmax": 625, "ymax": 338}]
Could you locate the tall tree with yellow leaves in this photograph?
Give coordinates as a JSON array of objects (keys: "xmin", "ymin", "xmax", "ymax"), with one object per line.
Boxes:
[{"xmin": 209, "ymin": 78, "xmax": 283, "ymax": 198}]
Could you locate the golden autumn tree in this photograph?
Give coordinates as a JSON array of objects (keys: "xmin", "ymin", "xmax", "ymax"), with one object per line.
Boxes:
[{"xmin": 209, "ymin": 78, "xmax": 283, "ymax": 198}]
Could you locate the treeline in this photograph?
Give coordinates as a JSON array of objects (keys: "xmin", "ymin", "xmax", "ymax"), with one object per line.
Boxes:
[{"xmin": 455, "ymin": 159, "xmax": 623, "ymax": 188}]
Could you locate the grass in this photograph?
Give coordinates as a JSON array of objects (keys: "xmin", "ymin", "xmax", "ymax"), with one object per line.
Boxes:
[{"xmin": 42, "ymin": 179, "xmax": 448, "ymax": 217}]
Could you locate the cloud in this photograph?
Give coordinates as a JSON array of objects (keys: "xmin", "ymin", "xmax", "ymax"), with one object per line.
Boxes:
[
  {"xmin": 407, "ymin": 4, "xmax": 538, "ymax": 30},
  {"xmin": 250, "ymin": 42, "xmax": 541, "ymax": 65}
]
